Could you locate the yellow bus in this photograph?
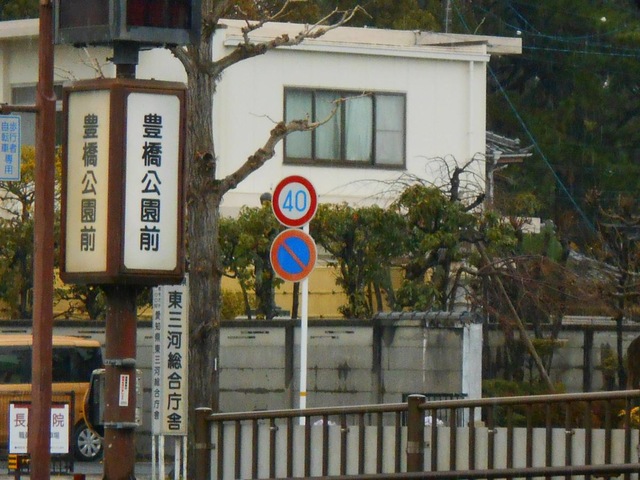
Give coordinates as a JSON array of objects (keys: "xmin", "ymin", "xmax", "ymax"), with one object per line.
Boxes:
[{"xmin": 0, "ymin": 335, "xmax": 103, "ymax": 461}]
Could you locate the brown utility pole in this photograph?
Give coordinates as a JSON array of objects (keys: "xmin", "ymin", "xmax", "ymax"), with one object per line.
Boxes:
[
  {"xmin": 101, "ymin": 47, "xmax": 140, "ymax": 480},
  {"xmin": 103, "ymin": 286, "xmax": 139, "ymax": 480},
  {"xmin": 30, "ymin": 0, "xmax": 56, "ymax": 477}
]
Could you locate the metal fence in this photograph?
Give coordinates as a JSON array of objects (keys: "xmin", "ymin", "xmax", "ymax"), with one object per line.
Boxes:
[{"xmin": 194, "ymin": 390, "xmax": 640, "ymax": 480}]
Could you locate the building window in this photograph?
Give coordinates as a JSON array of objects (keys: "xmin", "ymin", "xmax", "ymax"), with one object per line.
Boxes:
[
  {"xmin": 11, "ymin": 84, "xmax": 64, "ymax": 146},
  {"xmin": 284, "ymin": 88, "xmax": 406, "ymax": 168}
]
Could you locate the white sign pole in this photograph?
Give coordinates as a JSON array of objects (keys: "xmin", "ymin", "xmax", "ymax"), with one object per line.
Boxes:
[
  {"xmin": 271, "ymin": 176, "xmax": 317, "ymax": 424},
  {"xmin": 152, "ymin": 435, "xmax": 156, "ymax": 479},
  {"xmin": 299, "ymin": 223, "xmax": 310, "ymax": 422},
  {"xmin": 160, "ymin": 435, "xmax": 165, "ymax": 480},
  {"xmin": 174, "ymin": 438, "xmax": 180, "ymax": 480},
  {"xmin": 182, "ymin": 436, "xmax": 188, "ymax": 480}
]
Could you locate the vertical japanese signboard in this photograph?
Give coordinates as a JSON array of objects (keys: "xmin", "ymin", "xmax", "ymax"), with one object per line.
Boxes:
[
  {"xmin": 61, "ymin": 78, "xmax": 185, "ymax": 285},
  {"xmin": 0, "ymin": 115, "xmax": 21, "ymax": 181},
  {"xmin": 64, "ymin": 90, "xmax": 111, "ymax": 272},
  {"xmin": 124, "ymin": 93, "xmax": 180, "ymax": 271},
  {"xmin": 152, "ymin": 280, "xmax": 189, "ymax": 435}
]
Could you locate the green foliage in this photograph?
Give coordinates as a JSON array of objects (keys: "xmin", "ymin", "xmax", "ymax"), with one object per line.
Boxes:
[
  {"xmin": 483, "ymin": 378, "xmax": 558, "ymax": 398},
  {"xmin": 54, "ymin": 285, "xmax": 105, "ymax": 320},
  {"xmin": 219, "ymin": 204, "xmax": 283, "ymax": 319},
  {"xmin": 393, "ymin": 281, "xmax": 438, "ymax": 312},
  {"xmin": 465, "ymin": 0, "xmax": 640, "ymax": 235},
  {"xmin": 482, "ymin": 379, "xmax": 570, "ymax": 427},
  {"xmin": 222, "ymin": 0, "xmax": 440, "ymax": 30},
  {"xmin": 311, "ymin": 203, "xmax": 405, "ymax": 318},
  {"xmin": 0, "ymin": 145, "xmax": 119, "ymax": 320},
  {"xmin": 521, "ymin": 222, "xmax": 565, "ymax": 261},
  {"xmin": 0, "ymin": 0, "xmax": 38, "ymax": 20},
  {"xmin": 392, "ymin": 183, "xmax": 481, "ymax": 311},
  {"xmin": 221, "ymin": 290, "xmax": 254, "ymax": 320},
  {"xmin": 0, "ymin": 146, "xmax": 40, "ymax": 318},
  {"xmin": 0, "ymin": 216, "xmax": 33, "ymax": 318},
  {"xmin": 293, "ymin": 0, "xmax": 440, "ymax": 30}
]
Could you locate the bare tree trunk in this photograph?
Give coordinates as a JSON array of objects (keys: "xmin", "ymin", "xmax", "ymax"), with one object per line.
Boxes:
[
  {"xmin": 185, "ymin": 12, "xmax": 220, "ymax": 468},
  {"xmin": 177, "ymin": 3, "xmax": 363, "ymax": 473}
]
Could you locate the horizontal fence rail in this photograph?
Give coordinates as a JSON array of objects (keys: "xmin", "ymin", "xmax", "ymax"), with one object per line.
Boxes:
[{"xmin": 195, "ymin": 390, "xmax": 640, "ymax": 480}]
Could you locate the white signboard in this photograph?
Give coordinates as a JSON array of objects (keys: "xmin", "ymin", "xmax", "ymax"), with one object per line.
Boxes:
[
  {"xmin": 124, "ymin": 93, "xmax": 181, "ymax": 271},
  {"xmin": 152, "ymin": 279, "xmax": 189, "ymax": 435},
  {"xmin": 0, "ymin": 114, "xmax": 21, "ymax": 181},
  {"xmin": 65, "ymin": 90, "xmax": 111, "ymax": 272},
  {"xmin": 9, "ymin": 403, "xmax": 70, "ymax": 454}
]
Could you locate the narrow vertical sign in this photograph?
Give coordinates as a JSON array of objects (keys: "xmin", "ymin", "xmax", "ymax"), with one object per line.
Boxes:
[
  {"xmin": 64, "ymin": 90, "xmax": 111, "ymax": 272},
  {"xmin": 152, "ymin": 280, "xmax": 189, "ymax": 435},
  {"xmin": 124, "ymin": 92, "xmax": 181, "ymax": 271},
  {"xmin": 0, "ymin": 115, "xmax": 21, "ymax": 181}
]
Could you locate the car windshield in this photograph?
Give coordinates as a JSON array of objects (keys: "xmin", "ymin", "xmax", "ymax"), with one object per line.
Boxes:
[{"xmin": 0, "ymin": 345, "xmax": 103, "ymax": 384}]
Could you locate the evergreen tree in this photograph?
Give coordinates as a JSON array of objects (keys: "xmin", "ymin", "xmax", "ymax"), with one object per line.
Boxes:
[{"xmin": 0, "ymin": 0, "xmax": 38, "ymax": 20}]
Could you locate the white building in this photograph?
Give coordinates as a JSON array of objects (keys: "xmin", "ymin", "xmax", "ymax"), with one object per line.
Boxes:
[{"xmin": 0, "ymin": 18, "xmax": 520, "ymax": 214}]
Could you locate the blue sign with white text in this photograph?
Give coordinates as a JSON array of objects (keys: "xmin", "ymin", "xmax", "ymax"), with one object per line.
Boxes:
[{"xmin": 0, "ymin": 115, "xmax": 21, "ymax": 181}]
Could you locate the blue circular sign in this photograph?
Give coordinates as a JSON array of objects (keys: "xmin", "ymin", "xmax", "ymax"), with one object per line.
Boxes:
[{"xmin": 270, "ymin": 229, "xmax": 317, "ymax": 282}]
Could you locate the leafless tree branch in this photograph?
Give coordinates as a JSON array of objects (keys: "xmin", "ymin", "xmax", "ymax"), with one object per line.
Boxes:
[{"xmin": 205, "ymin": 7, "xmax": 365, "ymax": 78}]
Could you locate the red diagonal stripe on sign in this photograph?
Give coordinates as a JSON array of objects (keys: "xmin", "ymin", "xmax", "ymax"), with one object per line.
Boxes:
[{"xmin": 281, "ymin": 240, "xmax": 306, "ymax": 270}]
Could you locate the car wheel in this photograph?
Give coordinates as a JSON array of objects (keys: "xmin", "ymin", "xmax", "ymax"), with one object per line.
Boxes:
[{"xmin": 73, "ymin": 422, "xmax": 103, "ymax": 462}]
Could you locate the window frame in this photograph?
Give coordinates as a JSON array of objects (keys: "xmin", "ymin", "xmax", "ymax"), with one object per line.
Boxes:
[{"xmin": 283, "ymin": 87, "xmax": 406, "ymax": 169}]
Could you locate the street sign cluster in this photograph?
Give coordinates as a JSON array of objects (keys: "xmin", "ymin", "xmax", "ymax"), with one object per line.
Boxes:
[{"xmin": 270, "ymin": 176, "xmax": 318, "ymax": 282}]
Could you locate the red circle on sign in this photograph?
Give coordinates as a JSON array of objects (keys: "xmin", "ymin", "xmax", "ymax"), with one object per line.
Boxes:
[
  {"xmin": 272, "ymin": 176, "xmax": 318, "ymax": 227},
  {"xmin": 270, "ymin": 229, "xmax": 317, "ymax": 282}
]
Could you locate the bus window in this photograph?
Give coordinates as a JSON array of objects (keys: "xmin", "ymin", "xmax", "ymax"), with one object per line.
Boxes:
[{"xmin": 0, "ymin": 347, "xmax": 31, "ymax": 384}]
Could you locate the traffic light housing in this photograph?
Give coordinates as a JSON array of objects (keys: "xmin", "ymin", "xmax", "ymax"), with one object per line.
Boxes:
[{"xmin": 54, "ymin": 0, "xmax": 201, "ymax": 47}]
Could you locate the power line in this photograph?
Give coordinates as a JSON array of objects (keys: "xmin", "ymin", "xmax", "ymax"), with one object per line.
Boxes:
[
  {"xmin": 452, "ymin": 0, "xmax": 597, "ymax": 232},
  {"xmin": 524, "ymin": 45, "xmax": 640, "ymax": 59},
  {"xmin": 472, "ymin": 2, "xmax": 640, "ymax": 55}
]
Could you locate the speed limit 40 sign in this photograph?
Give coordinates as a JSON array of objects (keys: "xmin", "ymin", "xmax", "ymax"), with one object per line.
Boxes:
[{"xmin": 272, "ymin": 175, "xmax": 318, "ymax": 227}]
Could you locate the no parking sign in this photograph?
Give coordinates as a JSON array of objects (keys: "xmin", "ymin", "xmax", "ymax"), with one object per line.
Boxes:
[{"xmin": 270, "ymin": 229, "xmax": 317, "ymax": 282}]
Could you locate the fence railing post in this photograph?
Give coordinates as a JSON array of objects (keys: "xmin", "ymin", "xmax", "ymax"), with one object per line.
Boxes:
[
  {"xmin": 195, "ymin": 407, "xmax": 212, "ymax": 480},
  {"xmin": 406, "ymin": 394, "xmax": 426, "ymax": 472}
]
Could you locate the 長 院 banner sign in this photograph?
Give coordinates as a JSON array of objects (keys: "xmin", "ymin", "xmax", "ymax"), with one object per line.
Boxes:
[
  {"xmin": 152, "ymin": 280, "xmax": 189, "ymax": 436},
  {"xmin": 9, "ymin": 403, "xmax": 70, "ymax": 454},
  {"xmin": 61, "ymin": 78, "xmax": 186, "ymax": 285}
]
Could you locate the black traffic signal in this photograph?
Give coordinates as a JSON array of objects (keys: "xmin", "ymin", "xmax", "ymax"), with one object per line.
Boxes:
[{"xmin": 54, "ymin": 0, "xmax": 200, "ymax": 47}]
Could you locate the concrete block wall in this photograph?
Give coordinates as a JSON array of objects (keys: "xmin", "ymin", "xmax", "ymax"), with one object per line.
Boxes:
[
  {"xmin": 218, "ymin": 317, "xmax": 476, "ymax": 413},
  {"xmin": 3, "ymin": 317, "xmax": 638, "ymax": 458}
]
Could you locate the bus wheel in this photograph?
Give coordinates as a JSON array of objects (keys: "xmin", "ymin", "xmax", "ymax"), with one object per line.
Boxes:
[{"xmin": 73, "ymin": 422, "xmax": 103, "ymax": 462}]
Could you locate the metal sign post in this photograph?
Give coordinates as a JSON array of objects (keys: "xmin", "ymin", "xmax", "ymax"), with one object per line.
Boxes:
[{"xmin": 271, "ymin": 176, "xmax": 318, "ymax": 414}]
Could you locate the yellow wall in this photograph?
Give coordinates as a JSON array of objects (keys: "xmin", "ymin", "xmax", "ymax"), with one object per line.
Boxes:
[
  {"xmin": 222, "ymin": 263, "xmax": 405, "ymax": 319},
  {"xmin": 221, "ymin": 264, "xmax": 348, "ymax": 319}
]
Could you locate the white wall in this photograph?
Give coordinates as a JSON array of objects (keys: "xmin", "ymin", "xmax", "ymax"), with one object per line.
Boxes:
[{"xmin": 211, "ymin": 33, "xmax": 488, "ymax": 213}]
